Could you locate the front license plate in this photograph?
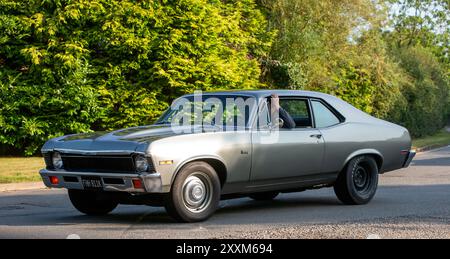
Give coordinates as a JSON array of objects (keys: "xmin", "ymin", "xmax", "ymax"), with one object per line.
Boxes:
[{"xmin": 81, "ymin": 176, "xmax": 103, "ymax": 190}]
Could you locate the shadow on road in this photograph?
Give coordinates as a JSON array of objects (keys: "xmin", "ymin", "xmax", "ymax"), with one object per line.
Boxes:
[
  {"xmin": 59, "ymin": 197, "xmax": 339, "ymax": 225},
  {"xmin": 1, "ymin": 184, "xmax": 449, "ymax": 228}
]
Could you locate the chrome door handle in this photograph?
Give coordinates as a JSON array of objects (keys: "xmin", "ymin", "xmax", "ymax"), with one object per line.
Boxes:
[{"xmin": 310, "ymin": 134, "xmax": 322, "ymax": 139}]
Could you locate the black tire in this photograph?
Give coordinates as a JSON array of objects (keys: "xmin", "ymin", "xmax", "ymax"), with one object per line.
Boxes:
[
  {"xmin": 249, "ymin": 191, "xmax": 279, "ymax": 201},
  {"xmin": 164, "ymin": 162, "xmax": 221, "ymax": 223},
  {"xmin": 68, "ymin": 189, "xmax": 118, "ymax": 216},
  {"xmin": 334, "ymin": 156, "xmax": 379, "ymax": 205}
]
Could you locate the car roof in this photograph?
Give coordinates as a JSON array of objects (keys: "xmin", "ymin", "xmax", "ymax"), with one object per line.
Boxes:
[
  {"xmin": 182, "ymin": 89, "xmax": 333, "ymax": 99},
  {"xmin": 181, "ymin": 89, "xmax": 387, "ymax": 124}
]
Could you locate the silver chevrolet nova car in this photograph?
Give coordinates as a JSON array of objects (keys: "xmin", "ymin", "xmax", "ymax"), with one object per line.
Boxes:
[{"xmin": 39, "ymin": 90, "xmax": 416, "ymax": 222}]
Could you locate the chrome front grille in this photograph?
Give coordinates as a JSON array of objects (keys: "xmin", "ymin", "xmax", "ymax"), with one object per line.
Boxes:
[
  {"xmin": 43, "ymin": 152, "xmax": 155, "ymax": 174},
  {"xmin": 61, "ymin": 154, "xmax": 135, "ymax": 173}
]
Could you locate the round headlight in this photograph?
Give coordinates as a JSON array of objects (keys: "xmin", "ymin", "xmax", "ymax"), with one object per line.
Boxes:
[
  {"xmin": 135, "ymin": 155, "xmax": 149, "ymax": 173},
  {"xmin": 52, "ymin": 152, "xmax": 63, "ymax": 170}
]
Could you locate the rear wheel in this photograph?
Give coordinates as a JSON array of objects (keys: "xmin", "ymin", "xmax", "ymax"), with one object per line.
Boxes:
[
  {"xmin": 249, "ymin": 191, "xmax": 279, "ymax": 201},
  {"xmin": 334, "ymin": 156, "xmax": 379, "ymax": 205},
  {"xmin": 68, "ymin": 189, "xmax": 118, "ymax": 216},
  {"xmin": 164, "ymin": 162, "xmax": 221, "ymax": 222}
]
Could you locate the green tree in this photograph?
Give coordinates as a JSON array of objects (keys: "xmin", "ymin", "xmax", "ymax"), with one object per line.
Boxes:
[
  {"xmin": 0, "ymin": 1, "xmax": 101, "ymax": 155},
  {"xmin": 389, "ymin": 46, "xmax": 449, "ymax": 137},
  {"xmin": 259, "ymin": 0, "xmax": 406, "ymax": 119},
  {"xmin": 0, "ymin": 0, "xmax": 273, "ymax": 155},
  {"xmin": 386, "ymin": 0, "xmax": 449, "ymax": 65},
  {"xmin": 384, "ymin": 0, "xmax": 450, "ymax": 135}
]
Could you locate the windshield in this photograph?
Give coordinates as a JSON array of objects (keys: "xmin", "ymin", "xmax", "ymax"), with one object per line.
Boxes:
[{"xmin": 156, "ymin": 95, "xmax": 257, "ymax": 128}]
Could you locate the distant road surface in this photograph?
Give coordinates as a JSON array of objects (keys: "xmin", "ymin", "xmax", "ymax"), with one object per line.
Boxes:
[{"xmin": 0, "ymin": 146, "xmax": 449, "ymax": 239}]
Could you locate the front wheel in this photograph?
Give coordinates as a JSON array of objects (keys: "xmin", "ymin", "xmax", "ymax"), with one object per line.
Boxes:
[
  {"xmin": 333, "ymin": 156, "xmax": 379, "ymax": 205},
  {"xmin": 164, "ymin": 162, "xmax": 221, "ymax": 222},
  {"xmin": 68, "ymin": 189, "xmax": 118, "ymax": 216}
]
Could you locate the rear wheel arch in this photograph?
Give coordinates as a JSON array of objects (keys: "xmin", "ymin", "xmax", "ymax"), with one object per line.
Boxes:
[
  {"xmin": 342, "ymin": 150, "xmax": 383, "ymax": 173},
  {"xmin": 370, "ymin": 154, "xmax": 383, "ymax": 172}
]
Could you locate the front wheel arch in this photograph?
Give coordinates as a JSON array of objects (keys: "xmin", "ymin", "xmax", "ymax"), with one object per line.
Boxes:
[{"xmin": 171, "ymin": 156, "xmax": 228, "ymax": 189}]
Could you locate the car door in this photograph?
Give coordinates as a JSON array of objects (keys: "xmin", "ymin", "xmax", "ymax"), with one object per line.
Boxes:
[
  {"xmin": 250, "ymin": 97, "xmax": 325, "ymax": 181},
  {"xmin": 309, "ymin": 99, "xmax": 347, "ymax": 174}
]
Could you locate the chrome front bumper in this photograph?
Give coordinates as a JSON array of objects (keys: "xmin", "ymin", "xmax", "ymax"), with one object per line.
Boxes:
[
  {"xmin": 403, "ymin": 150, "xmax": 416, "ymax": 168},
  {"xmin": 39, "ymin": 169, "xmax": 164, "ymax": 193}
]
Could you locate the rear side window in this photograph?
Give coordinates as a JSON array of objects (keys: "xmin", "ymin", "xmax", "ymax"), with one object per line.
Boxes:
[{"xmin": 311, "ymin": 101, "xmax": 341, "ymax": 128}]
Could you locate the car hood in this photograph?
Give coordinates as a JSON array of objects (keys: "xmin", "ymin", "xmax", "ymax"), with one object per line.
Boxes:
[{"xmin": 42, "ymin": 125, "xmax": 216, "ymax": 153}]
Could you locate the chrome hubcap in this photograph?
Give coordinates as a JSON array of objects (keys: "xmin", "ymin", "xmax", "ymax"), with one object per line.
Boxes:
[{"xmin": 182, "ymin": 173, "xmax": 212, "ymax": 213}]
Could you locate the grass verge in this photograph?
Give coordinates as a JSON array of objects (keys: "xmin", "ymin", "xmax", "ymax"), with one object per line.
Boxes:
[
  {"xmin": 412, "ymin": 129, "xmax": 450, "ymax": 150},
  {"xmin": 0, "ymin": 157, "xmax": 44, "ymax": 184}
]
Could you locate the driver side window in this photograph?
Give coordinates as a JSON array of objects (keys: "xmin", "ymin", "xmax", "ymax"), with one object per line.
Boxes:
[
  {"xmin": 279, "ymin": 99, "xmax": 313, "ymax": 128},
  {"xmin": 257, "ymin": 98, "xmax": 313, "ymax": 129}
]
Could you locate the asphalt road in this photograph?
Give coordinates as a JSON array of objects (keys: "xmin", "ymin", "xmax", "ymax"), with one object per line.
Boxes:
[{"xmin": 0, "ymin": 147, "xmax": 449, "ymax": 239}]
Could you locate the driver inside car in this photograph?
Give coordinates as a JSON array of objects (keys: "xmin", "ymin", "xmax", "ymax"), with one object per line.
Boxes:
[{"xmin": 270, "ymin": 94, "xmax": 296, "ymax": 129}]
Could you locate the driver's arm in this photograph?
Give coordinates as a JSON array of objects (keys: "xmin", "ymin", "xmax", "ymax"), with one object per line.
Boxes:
[{"xmin": 279, "ymin": 107, "xmax": 296, "ymax": 129}]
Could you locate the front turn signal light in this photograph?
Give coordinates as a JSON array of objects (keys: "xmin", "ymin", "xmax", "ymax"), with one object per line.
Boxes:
[
  {"xmin": 49, "ymin": 176, "xmax": 59, "ymax": 185},
  {"xmin": 159, "ymin": 160, "xmax": 173, "ymax": 165},
  {"xmin": 132, "ymin": 179, "xmax": 144, "ymax": 189}
]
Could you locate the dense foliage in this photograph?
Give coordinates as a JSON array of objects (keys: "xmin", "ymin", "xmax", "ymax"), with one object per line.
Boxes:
[
  {"xmin": 389, "ymin": 46, "xmax": 449, "ymax": 137},
  {"xmin": 384, "ymin": 0, "xmax": 450, "ymax": 136},
  {"xmin": 260, "ymin": 0, "xmax": 449, "ymax": 135},
  {"xmin": 0, "ymin": 0, "xmax": 273, "ymax": 154},
  {"xmin": 0, "ymin": 0, "xmax": 448, "ymax": 155}
]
